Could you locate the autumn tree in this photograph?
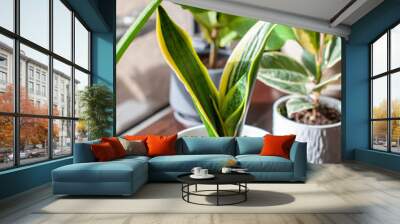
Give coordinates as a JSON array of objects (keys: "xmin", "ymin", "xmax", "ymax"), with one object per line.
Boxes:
[{"xmin": 0, "ymin": 85, "xmax": 60, "ymax": 152}]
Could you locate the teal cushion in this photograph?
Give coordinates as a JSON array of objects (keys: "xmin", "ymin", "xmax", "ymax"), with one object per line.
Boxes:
[
  {"xmin": 236, "ymin": 137, "xmax": 263, "ymax": 155},
  {"xmin": 149, "ymin": 154, "xmax": 235, "ymax": 172},
  {"xmin": 236, "ymin": 155, "xmax": 293, "ymax": 172},
  {"xmin": 177, "ymin": 137, "xmax": 236, "ymax": 155}
]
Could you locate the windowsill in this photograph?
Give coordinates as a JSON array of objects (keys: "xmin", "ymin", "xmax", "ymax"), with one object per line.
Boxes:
[{"xmin": 0, "ymin": 156, "xmax": 72, "ymax": 176}]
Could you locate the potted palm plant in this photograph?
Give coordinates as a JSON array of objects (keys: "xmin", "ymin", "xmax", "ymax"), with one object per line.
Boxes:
[
  {"xmin": 170, "ymin": 6, "xmax": 256, "ymax": 127},
  {"xmin": 79, "ymin": 84, "xmax": 114, "ymax": 140},
  {"xmin": 257, "ymin": 29, "xmax": 341, "ymax": 163}
]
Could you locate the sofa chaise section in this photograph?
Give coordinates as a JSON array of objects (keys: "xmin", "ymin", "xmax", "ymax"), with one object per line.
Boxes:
[{"xmin": 52, "ymin": 142, "xmax": 149, "ymax": 196}]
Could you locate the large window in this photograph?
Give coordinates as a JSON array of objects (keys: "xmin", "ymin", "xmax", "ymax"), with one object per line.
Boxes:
[
  {"xmin": 0, "ymin": 0, "xmax": 91, "ymax": 170},
  {"xmin": 370, "ymin": 23, "xmax": 400, "ymax": 153}
]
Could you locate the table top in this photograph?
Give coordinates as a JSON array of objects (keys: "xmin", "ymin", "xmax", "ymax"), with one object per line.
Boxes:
[{"xmin": 177, "ymin": 172, "xmax": 255, "ymax": 185}]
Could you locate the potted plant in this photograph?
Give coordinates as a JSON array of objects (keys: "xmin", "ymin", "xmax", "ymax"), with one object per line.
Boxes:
[
  {"xmin": 257, "ymin": 28, "xmax": 341, "ymax": 163},
  {"xmin": 156, "ymin": 6, "xmax": 275, "ymax": 137},
  {"xmin": 170, "ymin": 6, "xmax": 256, "ymax": 127},
  {"xmin": 79, "ymin": 84, "xmax": 114, "ymax": 140}
]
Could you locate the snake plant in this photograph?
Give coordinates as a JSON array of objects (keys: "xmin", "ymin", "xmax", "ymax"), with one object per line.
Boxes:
[
  {"xmin": 257, "ymin": 28, "xmax": 341, "ymax": 118},
  {"xmin": 156, "ymin": 6, "xmax": 276, "ymax": 136}
]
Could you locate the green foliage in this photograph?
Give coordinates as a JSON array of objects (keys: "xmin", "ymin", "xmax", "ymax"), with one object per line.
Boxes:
[
  {"xmin": 116, "ymin": 0, "xmax": 162, "ymax": 63},
  {"xmin": 182, "ymin": 5, "xmax": 256, "ymax": 68},
  {"xmin": 79, "ymin": 84, "xmax": 114, "ymax": 140},
  {"xmin": 157, "ymin": 6, "xmax": 275, "ymax": 136},
  {"xmin": 258, "ymin": 28, "xmax": 341, "ymax": 115}
]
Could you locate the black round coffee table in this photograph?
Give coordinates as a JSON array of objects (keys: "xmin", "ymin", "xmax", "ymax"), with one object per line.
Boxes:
[{"xmin": 177, "ymin": 173, "xmax": 255, "ymax": 206}]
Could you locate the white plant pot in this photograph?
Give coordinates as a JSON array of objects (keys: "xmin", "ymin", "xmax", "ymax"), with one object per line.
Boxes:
[
  {"xmin": 273, "ymin": 95, "xmax": 341, "ymax": 164},
  {"xmin": 178, "ymin": 125, "xmax": 269, "ymax": 137}
]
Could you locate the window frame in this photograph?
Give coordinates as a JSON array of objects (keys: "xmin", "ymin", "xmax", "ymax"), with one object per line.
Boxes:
[
  {"xmin": 370, "ymin": 21, "xmax": 400, "ymax": 154},
  {"xmin": 0, "ymin": 0, "xmax": 92, "ymax": 171}
]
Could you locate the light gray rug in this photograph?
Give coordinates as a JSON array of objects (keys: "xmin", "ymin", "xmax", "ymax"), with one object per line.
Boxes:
[{"xmin": 38, "ymin": 183, "xmax": 361, "ymax": 214}]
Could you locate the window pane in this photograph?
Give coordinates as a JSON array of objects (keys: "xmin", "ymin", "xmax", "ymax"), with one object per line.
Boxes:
[
  {"xmin": 391, "ymin": 72, "xmax": 400, "ymax": 118},
  {"xmin": 0, "ymin": 34, "xmax": 14, "ymax": 112},
  {"xmin": 372, "ymin": 121, "xmax": 388, "ymax": 151},
  {"xmin": 53, "ymin": 119, "xmax": 72, "ymax": 157},
  {"xmin": 372, "ymin": 33, "xmax": 387, "ymax": 76},
  {"xmin": 53, "ymin": 0, "xmax": 72, "ymax": 60},
  {"xmin": 20, "ymin": 0, "xmax": 49, "ymax": 49},
  {"xmin": 391, "ymin": 120, "xmax": 400, "ymax": 153},
  {"xmin": 372, "ymin": 77, "xmax": 387, "ymax": 119},
  {"xmin": 75, "ymin": 120, "xmax": 88, "ymax": 143},
  {"xmin": 74, "ymin": 18, "xmax": 89, "ymax": 69},
  {"xmin": 391, "ymin": 24, "xmax": 400, "ymax": 70},
  {"xmin": 0, "ymin": 0, "xmax": 14, "ymax": 31},
  {"xmin": 20, "ymin": 44, "xmax": 49, "ymax": 115},
  {"xmin": 53, "ymin": 59, "xmax": 72, "ymax": 117},
  {"xmin": 20, "ymin": 117, "xmax": 49, "ymax": 165},
  {"xmin": 74, "ymin": 69, "xmax": 89, "ymax": 117},
  {"xmin": 0, "ymin": 116, "xmax": 13, "ymax": 170}
]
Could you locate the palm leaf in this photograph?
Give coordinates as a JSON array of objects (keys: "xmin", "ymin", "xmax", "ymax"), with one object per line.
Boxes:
[{"xmin": 156, "ymin": 6, "xmax": 222, "ymax": 136}]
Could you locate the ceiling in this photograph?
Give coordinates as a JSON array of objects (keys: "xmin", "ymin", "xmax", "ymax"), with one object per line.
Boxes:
[{"xmin": 169, "ymin": 0, "xmax": 384, "ymax": 38}]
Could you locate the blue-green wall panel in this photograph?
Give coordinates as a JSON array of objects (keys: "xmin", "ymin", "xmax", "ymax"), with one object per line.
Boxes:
[
  {"xmin": 0, "ymin": 158, "xmax": 72, "ymax": 199},
  {"xmin": 344, "ymin": 0, "xmax": 400, "ymax": 171}
]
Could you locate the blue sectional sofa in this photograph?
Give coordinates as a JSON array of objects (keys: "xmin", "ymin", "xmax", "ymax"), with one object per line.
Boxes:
[{"xmin": 52, "ymin": 137, "xmax": 307, "ymax": 196}]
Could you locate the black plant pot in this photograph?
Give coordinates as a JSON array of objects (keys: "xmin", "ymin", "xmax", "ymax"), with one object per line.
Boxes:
[{"xmin": 169, "ymin": 49, "xmax": 231, "ymax": 127}]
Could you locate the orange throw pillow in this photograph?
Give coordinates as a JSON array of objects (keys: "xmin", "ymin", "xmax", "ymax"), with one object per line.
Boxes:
[
  {"xmin": 101, "ymin": 137, "xmax": 127, "ymax": 158},
  {"xmin": 146, "ymin": 134, "xmax": 177, "ymax": 157},
  {"xmin": 260, "ymin": 134, "xmax": 296, "ymax": 159},
  {"xmin": 91, "ymin": 142, "xmax": 117, "ymax": 161},
  {"xmin": 124, "ymin": 135, "xmax": 148, "ymax": 141}
]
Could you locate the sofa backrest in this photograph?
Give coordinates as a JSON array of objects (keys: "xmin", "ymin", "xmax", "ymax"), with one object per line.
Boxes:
[
  {"xmin": 73, "ymin": 140, "xmax": 100, "ymax": 163},
  {"xmin": 176, "ymin": 137, "xmax": 236, "ymax": 155},
  {"xmin": 235, "ymin": 137, "xmax": 263, "ymax": 155}
]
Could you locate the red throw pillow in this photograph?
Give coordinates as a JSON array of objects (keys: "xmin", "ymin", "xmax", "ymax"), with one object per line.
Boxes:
[
  {"xmin": 260, "ymin": 134, "xmax": 296, "ymax": 159},
  {"xmin": 91, "ymin": 142, "xmax": 117, "ymax": 161},
  {"xmin": 146, "ymin": 134, "xmax": 177, "ymax": 157},
  {"xmin": 101, "ymin": 137, "xmax": 126, "ymax": 158}
]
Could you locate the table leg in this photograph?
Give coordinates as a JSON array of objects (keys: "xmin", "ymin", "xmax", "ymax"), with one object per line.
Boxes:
[
  {"xmin": 195, "ymin": 184, "xmax": 198, "ymax": 192},
  {"xmin": 216, "ymin": 184, "xmax": 219, "ymax": 206}
]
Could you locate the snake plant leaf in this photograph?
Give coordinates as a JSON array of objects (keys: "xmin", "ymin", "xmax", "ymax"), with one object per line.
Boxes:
[
  {"xmin": 294, "ymin": 29, "xmax": 320, "ymax": 55},
  {"xmin": 219, "ymin": 22, "xmax": 276, "ymax": 136},
  {"xmin": 156, "ymin": 6, "xmax": 221, "ymax": 136},
  {"xmin": 311, "ymin": 73, "xmax": 341, "ymax": 93},
  {"xmin": 258, "ymin": 52, "xmax": 309, "ymax": 95},
  {"xmin": 286, "ymin": 97, "xmax": 314, "ymax": 118},
  {"xmin": 116, "ymin": 0, "xmax": 162, "ymax": 63}
]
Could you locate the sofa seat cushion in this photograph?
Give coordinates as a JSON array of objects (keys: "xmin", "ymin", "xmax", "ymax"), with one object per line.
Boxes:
[
  {"xmin": 149, "ymin": 155, "xmax": 235, "ymax": 172},
  {"xmin": 236, "ymin": 155, "xmax": 293, "ymax": 172},
  {"xmin": 53, "ymin": 159, "xmax": 147, "ymax": 183}
]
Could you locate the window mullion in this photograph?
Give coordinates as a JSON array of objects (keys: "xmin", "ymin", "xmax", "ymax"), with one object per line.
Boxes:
[
  {"xmin": 71, "ymin": 11, "xmax": 76, "ymax": 155},
  {"xmin": 48, "ymin": 0, "xmax": 54, "ymax": 160},
  {"xmin": 388, "ymin": 30, "xmax": 391, "ymax": 153}
]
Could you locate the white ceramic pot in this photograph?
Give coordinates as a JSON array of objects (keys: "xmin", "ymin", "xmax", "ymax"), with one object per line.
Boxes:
[
  {"xmin": 273, "ymin": 95, "xmax": 341, "ymax": 164},
  {"xmin": 177, "ymin": 125, "xmax": 269, "ymax": 137}
]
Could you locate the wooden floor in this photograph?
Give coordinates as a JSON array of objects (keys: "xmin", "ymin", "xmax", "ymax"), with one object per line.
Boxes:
[{"xmin": 1, "ymin": 162, "xmax": 400, "ymax": 224}]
